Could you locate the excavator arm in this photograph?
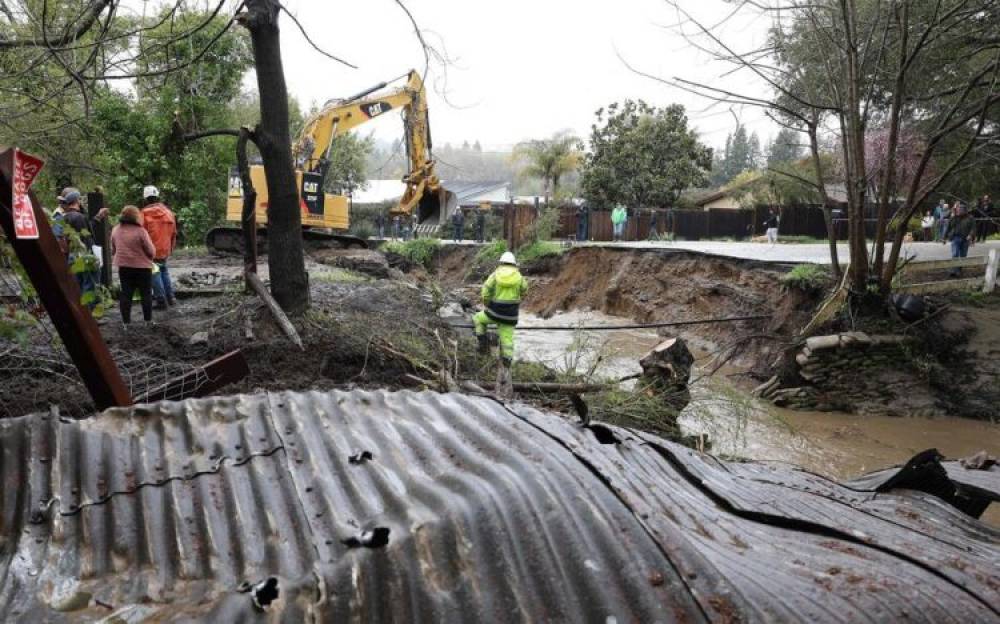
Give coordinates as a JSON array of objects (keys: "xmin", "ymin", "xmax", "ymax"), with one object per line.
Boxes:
[{"xmin": 292, "ymin": 70, "xmax": 446, "ymax": 223}]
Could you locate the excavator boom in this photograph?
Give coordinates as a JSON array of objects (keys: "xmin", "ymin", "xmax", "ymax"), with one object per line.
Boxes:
[{"xmin": 210, "ymin": 70, "xmax": 450, "ymax": 254}]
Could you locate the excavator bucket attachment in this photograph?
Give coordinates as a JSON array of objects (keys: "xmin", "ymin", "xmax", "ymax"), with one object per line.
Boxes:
[{"xmin": 416, "ymin": 186, "xmax": 456, "ymax": 228}]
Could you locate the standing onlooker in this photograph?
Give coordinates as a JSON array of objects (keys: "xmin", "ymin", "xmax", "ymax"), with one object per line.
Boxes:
[
  {"xmin": 975, "ymin": 194, "xmax": 993, "ymax": 241},
  {"xmin": 648, "ymin": 209, "xmax": 659, "ymax": 240},
  {"xmin": 140, "ymin": 186, "xmax": 177, "ymax": 309},
  {"xmin": 764, "ymin": 209, "xmax": 780, "ymax": 245},
  {"xmin": 451, "ymin": 208, "xmax": 465, "ymax": 242},
  {"xmin": 57, "ymin": 187, "xmax": 102, "ymax": 303},
  {"xmin": 937, "ymin": 201, "xmax": 953, "ymax": 242},
  {"xmin": 111, "ymin": 206, "xmax": 155, "ymax": 326},
  {"xmin": 410, "ymin": 213, "xmax": 419, "ymax": 239},
  {"xmin": 575, "ymin": 204, "xmax": 589, "ymax": 242},
  {"xmin": 475, "ymin": 207, "xmax": 487, "ymax": 243},
  {"xmin": 374, "ymin": 211, "xmax": 385, "ymax": 239},
  {"xmin": 932, "ymin": 199, "xmax": 947, "ymax": 241},
  {"xmin": 392, "ymin": 214, "xmax": 401, "ymax": 240},
  {"xmin": 611, "ymin": 204, "xmax": 627, "ymax": 241},
  {"xmin": 920, "ymin": 211, "xmax": 936, "ymax": 242},
  {"xmin": 943, "ymin": 203, "xmax": 976, "ymax": 277}
]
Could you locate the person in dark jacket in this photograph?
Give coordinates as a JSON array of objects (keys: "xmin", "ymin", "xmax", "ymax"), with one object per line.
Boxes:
[
  {"xmin": 943, "ymin": 203, "xmax": 976, "ymax": 277},
  {"xmin": 451, "ymin": 209, "xmax": 465, "ymax": 241},
  {"xmin": 374, "ymin": 211, "xmax": 385, "ymax": 239},
  {"xmin": 576, "ymin": 204, "xmax": 589, "ymax": 242},
  {"xmin": 111, "ymin": 206, "xmax": 156, "ymax": 326},
  {"xmin": 57, "ymin": 187, "xmax": 103, "ymax": 304},
  {"xmin": 475, "ymin": 207, "xmax": 487, "ymax": 242},
  {"xmin": 975, "ymin": 194, "xmax": 993, "ymax": 241}
]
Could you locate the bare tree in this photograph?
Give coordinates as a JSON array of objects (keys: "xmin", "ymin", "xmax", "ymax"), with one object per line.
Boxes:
[{"xmin": 631, "ymin": 0, "xmax": 1000, "ymax": 304}]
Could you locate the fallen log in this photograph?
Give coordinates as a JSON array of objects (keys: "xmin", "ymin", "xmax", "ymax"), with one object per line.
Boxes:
[{"xmin": 246, "ymin": 272, "xmax": 303, "ymax": 350}]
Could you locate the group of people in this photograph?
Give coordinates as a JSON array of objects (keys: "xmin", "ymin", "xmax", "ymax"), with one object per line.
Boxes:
[
  {"xmin": 53, "ymin": 185, "xmax": 177, "ymax": 327},
  {"xmin": 922, "ymin": 195, "xmax": 994, "ymax": 243},
  {"xmin": 373, "ymin": 212, "xmax": 420, "ymax": 241},
  {"xmin": 449, "ymin": 208, "xmax": 488, "ymax": 242}
]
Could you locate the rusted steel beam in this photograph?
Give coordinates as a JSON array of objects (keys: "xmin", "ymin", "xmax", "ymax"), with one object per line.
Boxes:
[
  {"xmin": 138, "ymin": 349, "xmax": 249, "ymax": 403},
  {"xmin": 0, "ymin": 147, "xmax": 132, "ymax": 409}
]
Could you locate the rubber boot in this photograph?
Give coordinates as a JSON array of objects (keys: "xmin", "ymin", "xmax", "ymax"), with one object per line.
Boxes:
[{"xmin": 477, "ymin": 334, "xmax": 489, "ymax": 355}]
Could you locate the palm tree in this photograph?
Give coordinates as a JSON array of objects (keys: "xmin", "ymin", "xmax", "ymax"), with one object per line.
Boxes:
[{"xmin": 512, "ymin": 130, "xmax": 582, "ymax": 203}]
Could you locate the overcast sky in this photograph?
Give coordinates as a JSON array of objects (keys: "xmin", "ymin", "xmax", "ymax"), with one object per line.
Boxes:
[{"xmin": 277, "ymin": 0, "xmax": 776, "ymax": 151}]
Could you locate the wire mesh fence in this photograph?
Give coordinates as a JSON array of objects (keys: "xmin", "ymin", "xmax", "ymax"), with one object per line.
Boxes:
[{"xmin": 0, "ymin": 255, "xmax": 212, "ymax": 420}]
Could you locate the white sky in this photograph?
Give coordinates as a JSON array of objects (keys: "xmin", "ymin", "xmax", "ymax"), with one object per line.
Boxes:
[{"xmin": 277, "ymin": 0, "xmax": 777, "ymax": 151}]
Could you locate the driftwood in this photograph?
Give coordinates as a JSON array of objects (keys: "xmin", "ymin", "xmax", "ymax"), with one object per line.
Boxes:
[
  {"xmin": 246, "ymin": 272, "xmax": 303, "ymax": 350},
  {"xmin": 639, "ymin": 337, "xmax": 694, "ymax": 412}
]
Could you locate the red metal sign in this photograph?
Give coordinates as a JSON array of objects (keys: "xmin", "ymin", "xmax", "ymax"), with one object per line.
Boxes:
[{"xmin": 12, "ymin": 148, "xmax": 44, "ymax": 239}]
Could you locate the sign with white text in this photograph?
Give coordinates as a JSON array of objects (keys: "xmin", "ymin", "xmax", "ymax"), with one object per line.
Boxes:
[{"xmin": 12, "ymin": 149, "xmax": 44, "ymax": 239}]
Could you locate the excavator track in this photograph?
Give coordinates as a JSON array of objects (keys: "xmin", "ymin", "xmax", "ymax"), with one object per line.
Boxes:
[{"xmin": 205, "ymin": 227, "xmax": 368, "ymax": 256}]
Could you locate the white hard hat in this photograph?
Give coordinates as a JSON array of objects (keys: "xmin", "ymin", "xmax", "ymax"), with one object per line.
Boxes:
[
  {"xmin": 499, "ymin": 251, "xmax": 517, "ymax": 266},
  {"xmin": 143, "ymin": 185, "xmax": 160, "ymax": 200}
]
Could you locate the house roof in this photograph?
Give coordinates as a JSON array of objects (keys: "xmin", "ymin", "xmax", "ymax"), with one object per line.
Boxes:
[
  {"xmin": 445, "ymin": 180, "xmax": 510, "ymax": 203},
  {"xmin": 1, "ymin": 388, "xmax": 996, "ymax": 621}
]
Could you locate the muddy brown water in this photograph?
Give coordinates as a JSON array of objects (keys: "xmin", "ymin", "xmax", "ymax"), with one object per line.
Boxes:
[{"xmin": 517, "ymin": 310, "xmax": 1000, "ymax": 524}]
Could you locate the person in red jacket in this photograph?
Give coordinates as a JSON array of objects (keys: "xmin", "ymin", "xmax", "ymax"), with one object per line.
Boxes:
[{"xmin": 140, "ymin": 185, "xmax": 177, "ymax": 308}]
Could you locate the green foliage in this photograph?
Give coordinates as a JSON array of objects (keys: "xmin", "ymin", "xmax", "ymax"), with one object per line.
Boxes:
[
  {"xmin": 766, "ymin": 128, "xmax": 804, "ymax": 168},
  {"xmin": 780, "ymin": 264, "xmax": 831, "ymax": 292},
  {"xmin": 383, "ymin": 238, "xmax": 441, "ymax": 269},
  {"xmin": 324, "ymin": 132, "xmax": 375, "ymax": 195},
  {"xmin": 517, "ymin": 241, "xmax": 563, "ymax": 264},
  {"xmin": 522, "ymin": 205, "xmax": 561, "ymax": 246},
  {"xmin": 475, "ymin": 240, "xmax": 508, "ymax": 265},
  {"xmin": 176, "ymin": 200, "xmax": 221, "ymax": 248},
  {"xmin": 711, "ymin": 125, "xmax": 761, "ymax": 186},
  {"xmin": 512, "ymin": 131, "xmax": 582, "ymax": 196},
  {"xmin": 582, "ymin": 100, "xmax": 711, "ymax": 209}
]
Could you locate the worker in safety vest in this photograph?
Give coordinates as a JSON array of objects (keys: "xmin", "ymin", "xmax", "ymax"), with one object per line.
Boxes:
[{"xmin": 473, "ymin": 251, "xmax": 528, "ymax": 368}]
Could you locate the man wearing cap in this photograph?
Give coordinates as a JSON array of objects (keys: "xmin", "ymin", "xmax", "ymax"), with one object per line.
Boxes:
[
  {"xmin": 57, "ymin": 187, "xmax": 102, "ymax": 302},
  {"xmin": 140, "ymin": 186, "xmax": 178, "ymax": 308},
  {"xmin": 472, "ymin": 251, "xmax": 528, "ymax": 369}
]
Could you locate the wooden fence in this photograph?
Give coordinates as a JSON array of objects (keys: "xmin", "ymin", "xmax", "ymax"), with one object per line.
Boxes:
[
  {"xmin": 553, "ymin": 204, "xmax": 835, "ymax": 242},
  {"xmin": 896, "ymin": 249, "xmax": 999, "ymax": 294}
]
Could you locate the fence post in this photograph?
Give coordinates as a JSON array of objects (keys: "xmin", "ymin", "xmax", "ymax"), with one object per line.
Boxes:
[{"xmin": 984, "ymin": 248, "xmax": 999, "ymax": 294}]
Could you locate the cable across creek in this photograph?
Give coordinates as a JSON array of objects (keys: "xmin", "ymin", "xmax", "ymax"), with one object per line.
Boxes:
[{"xmin": 447, "ymin": 314, "xmax": 769, "ymax": 332}]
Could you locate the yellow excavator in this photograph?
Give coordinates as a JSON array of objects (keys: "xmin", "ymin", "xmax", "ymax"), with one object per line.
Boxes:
[{"xmin": 207, "ymin": 70, "xmax": 451, "ymax": 253}]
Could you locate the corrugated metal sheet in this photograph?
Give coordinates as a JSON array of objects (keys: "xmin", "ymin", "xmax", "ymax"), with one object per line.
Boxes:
[{"xmin": 0, "ymin": 389, "xmax": 997, "ymax": 622}]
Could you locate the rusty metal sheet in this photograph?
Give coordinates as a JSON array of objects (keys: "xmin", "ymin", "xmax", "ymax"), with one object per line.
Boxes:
[{"xmin": 0, "ymin": 389, "xmax": 996, "ymax": 622}]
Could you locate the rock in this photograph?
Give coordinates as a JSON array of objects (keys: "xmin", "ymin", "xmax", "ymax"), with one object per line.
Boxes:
[
  {"xmin": 795, "ymin": 353, "xmax": 811, "ymax": 367},
  {"xmin": 806, "ymin": 335, "xmax": 842, "ymax": 351},
  {"xmin": 189, "ymin": 331, "xmax": 209, "ymax": 346}
]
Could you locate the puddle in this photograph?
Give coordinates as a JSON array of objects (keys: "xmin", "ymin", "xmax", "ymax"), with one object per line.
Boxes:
[{"xmin": 515, "ymin": 310, "xmax": 1000, "ymax": 523}]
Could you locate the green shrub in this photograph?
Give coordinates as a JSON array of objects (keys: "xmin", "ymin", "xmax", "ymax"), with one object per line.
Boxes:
[
  {"xmin": 780, "ymin": 264, "xmax": 831, "ymax": 292},
  {"xmin": 383, "ymin": 237, "xmax": 440, "ymax": 269},
  {"xmin": 517, "ymin": 240, "xmax": 563, "ymax": 264},
  {"xmin": 475, "ymin": 240, "xmax": 507, "ymax": 264}
]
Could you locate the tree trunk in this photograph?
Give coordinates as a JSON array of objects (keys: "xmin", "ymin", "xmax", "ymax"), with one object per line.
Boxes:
[
  {"xmin": 241, "ymin": 0, "xmax": 309, "ymax": 314},
  {"xmin": 807, "ymin": 123, "xmax": 841, "ymax": 278}
]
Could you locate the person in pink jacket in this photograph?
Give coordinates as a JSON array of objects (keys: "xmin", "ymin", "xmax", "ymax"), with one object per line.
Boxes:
[{"xmin": 111, "ymin": 206, "xmax": 156, "ymax": 326}]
